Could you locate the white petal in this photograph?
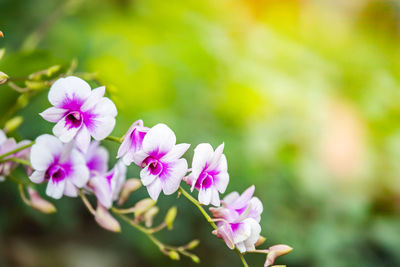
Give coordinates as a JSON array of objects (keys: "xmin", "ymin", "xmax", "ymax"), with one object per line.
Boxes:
[
  {"xmin": 29, "ymin": 170, "xmax": 45, "ymax": 183},
  {"xmin": 48, "ymin": 76, "xmax": 91, "ymax": 107},
  {"xmin": 230, "ymin": 185, "xmax": 255, "ymax": 210},
  {"xmin": 30, "ymin": 135, "xmax": 62, "ymax": 171},
  {"xmin": 210, "ymin": 188, "xmax": 221, "ymax": 206},
  {"xmin": 147, "ymin": 178, "xmax": 162, "ymax": 201},
  {"xmin": 88, "ymin": 97, "xmax": 117, "ymax": 117},
  {"xmin": 90, "ymin": 176, "xmax": 113, "ymax": 208},
  {"xmin": 243, "ymin": 218, "xmax": 261, "ymax": 251},
  {"xmin": 214, "ymin": 170, "xmax": 229, "ymax": 193},
  {"xmin": 117, "ymin": 134, "xmax": 132, "ymax": 159},
  {"xmin": 249, "ymin": 197, "xmax": 263, "ymax": 222},
  {"xmin": 46, "ymin": 180, "xmax": 66, "ymax": 199},
  {"xmin": 39, "ymin": 107, "xmax": 67, "ymax": 123},
  {"xmin": 88, "ymin": 116, "xmax": 116, "ymax": 141},
  {"xmin": 0, "ymin": 130, "xmax": 6, "ymax": 144},
  {"xmin": 235, "ymin": 242, "xmax": 246, "ymax": 253},
  {"xmin": 80, "ymin": 86, "xmax": 105, "ymax": 112},
  {"xmin": 142, "ymin": 123, "xmax": 176, "ymax": 155},
  {"xmin": 75, "ymin": 126, "xmax": 91, "ymax": 152},
  {"xmin": 132, "ymin": 150, "xmax": 148, "ymax": 166},
  {"xmin": 232, "ymin": 222, "xmax": 251, "ymax": 244},
  {"xmin": 198, "ymin": 187, "xmax": 212, "ymax": 205},
  {"xmin": 63, "ymin": 180, "xmax": 78, "ymax": 197},
  {"xmin": 223, "ymin": 191, "xmax": 239, "ymax": 205},
  {"xmin": 69, "ymin": 149, "xmax": 90, "ymax": 188},
  {"xmin": 140, "ymin": 166, "xmax": 158, "ymax": 186},
  {"xmin": 161, "ymin": 158, "xmax": 187, "ymax": 195},
  {"xmin": 86, "ymin": 142, "xmax": 109, "ymax": 174},
  {"xmin": 162, "ymin": 143, "xmax": 190, "ymax": 162},
  {"xmin": 53, "ymin": 116, "xmax": 81, "ymax": 143},
  {"xmin": 208, "ymin": 143, "xmax": 225, "ymax": 171}
]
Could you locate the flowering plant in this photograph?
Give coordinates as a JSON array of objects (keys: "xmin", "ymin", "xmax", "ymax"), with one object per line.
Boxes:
[{"xmin": 0, "ymin": 54, "xmax": 292, "ymax": 266}]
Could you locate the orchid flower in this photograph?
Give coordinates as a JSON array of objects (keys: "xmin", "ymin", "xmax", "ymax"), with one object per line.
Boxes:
[
  {"xmin": 117, "ymin": 119, "xmax": 149, "ymax": 166},
  {"xmin": 29, "ymin": 134, "xmax": 90, "ymax": 199},
  {"xmin": 84, "ymin": 141, "xmax": 109, "ymax": 176},
  {"xmin": 210, "ymin": 186, "xmax": 263, "ymax": 252},
  {"xmin": 0, "ymin": 130, "xmax": 31, "ymax": 181},
  {"xmin": 88, "ymin": 160, "xmax": 127, "ymax": 209},
  {"xmin": 133, "ymin": 123, "xmax": 190, "ymax": 201},
  {"xmin": 40, "ymin": 76, "xmax": 117, "ymax": 152},
  {"xmin": 186, "ymin": 143, "xmax": 229, "ymax": 206}
]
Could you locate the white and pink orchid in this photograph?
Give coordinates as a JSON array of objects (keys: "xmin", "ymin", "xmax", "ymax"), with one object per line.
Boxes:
[
  {"xmin": 40, "ymin": 76, "xmax": 117, "ymax": 152},
  {"xmin": 117, "ymin": 119, "xmax": 149, "ymax": 166},
  {"xmin": 88, "ymin": 160, "xmax": 127, "ymax": 209},
  {"xmin": 210, "ymin": 185, "xmax": 263, "ymax": 253},
  {"xmin": 84, "ymin": 141, "xmax": 109, "ymax": 176},
  {"xmin": 186, "ymin": 143, "xmax": 229, "ymax": 206},
  {"xmin": 133, "ymin": 123, "xmax": 190, "ymax": 201},
  {"xmin": 29, "ymin": 134, "xmax": 90, "ymax": 199}
]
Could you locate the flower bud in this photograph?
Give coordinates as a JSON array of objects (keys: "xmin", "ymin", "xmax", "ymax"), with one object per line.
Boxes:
[
  {"xmin": 190, "ymin": 255, "xmax": 200, "ymax": 263},
  {"xmin": 144, "ymin": 206, "xmax": 159, "ymax": 227},
  {"xmin": 25, "ymin": 80, "xmax": 47, "ymax": 90},
  {"xmin": 46, "ymin": 65, "xmax": 61, "ymax": 77},
  {"xmin": 95, "ymin": 203, "xmax": 121, "ymax": 232},
  {"xmin": 133, "ymin": 198, "xmax": 155, "ymax": 218},
  {"xmin": 264, "ymin": 244, "xmax": 293, "ymax": 267},
  {"xmin": 186, "ymin": 239, "xmax": 200, "ymax": 250},
  {"xmin": 118, "ymin": 178, "xmax": 141, "ymax": 205},
  {"xmin": 0, "ymin": 31, "xmax": 3, "ymax": 38},
  {"xmin": 4, "ymin": 116, "xmax": 23, "ymax": 133},
  {"xmin": 17, "ymin": 94, "xmax": 29, "ymax": 108},
  {"xmin": 165, "ymin": 206, "xmax": 177, "ymax": 230},
  {"xmin": 27, "ymin": 187, "xmax": 56, "ymax": 214},
  {"xmin": 0, "ymin": 48, "xmax": 5, "ymax": 60},
  {"xmin": 0, "ymin": 71, "xmax": 8, "ymax": 85},
  {"xmin": 255, "ymin": 235, "xmax": 266, "ymax": 247},
  {"xmin": 168, "ymin": 250, "xmax": 180, "ymax": 261}
]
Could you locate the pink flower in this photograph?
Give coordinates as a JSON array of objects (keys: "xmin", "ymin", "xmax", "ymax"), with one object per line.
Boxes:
[
  {"xmin": 29, "ymin": 134, "xmax": 90, "ymax": 199},
  {"xmin": 186, "ymin": 143, "xmax": 229, "ymax": 206},
  {"xmin": 0, "ymin": 130, "xmax": 31, "ymax": 181},
  {"xmin": 133, "ymin": 123, "xmax": 190, "ymax": 200},
  {"xmin": 40, "ymin": 76, "xmax": 117, "ymax": 152},
  {"xmin": 88, "ymin": 161, "xmax": 127, "ymax": 209},
  {"xmin": 84, "ymin": 141, "xmax": 109, "ymax": 176},
  {"xmin": 210, "ymin": 186, "xmax": 263, "ymax": 252},
  {"xmin": 117, "ymin": 120, "xmax": 149, "ymax": 165}
]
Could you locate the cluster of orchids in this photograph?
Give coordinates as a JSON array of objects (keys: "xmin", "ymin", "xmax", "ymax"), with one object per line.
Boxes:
[{"xmin": 0, "ymin": 76, "xmax": 292, "ymax": 266}]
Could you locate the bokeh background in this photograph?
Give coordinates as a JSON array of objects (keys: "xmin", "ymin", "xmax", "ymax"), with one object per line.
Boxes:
[{"xmin": 1, "ymin": 0, "xmax": 400, "ymax": 266}]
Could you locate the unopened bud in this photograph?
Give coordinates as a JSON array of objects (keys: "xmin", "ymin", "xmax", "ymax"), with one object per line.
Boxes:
[
  {"xmin": 133, "ymin": 198, "xmax": 156, "ymax": 218},
  {"xmin": 118, "ymin": 178, "xmax": 141, "ymax": 205},
  {"xmin": 265, "ymin": 245, "xmax": 293, "ymax": 267},
  {"xmin": 169, "ymin": 250, "xmax": 180, "ymax": 261},
  {"xmin": 4, "ymin": 116, "xmax": 23, "ymax": 133},
  {"xmin": 17, "ymin": 94, "xmax": 29, "ymax": 108},
  {"xmin": 25, "ymin": 80, "xmax": 47, "ymax": 90},
  {"xmin": 255, "ymin": 235, "xmax": 266, "ymax": 247},
  {"xmin": 95, "ymin": 203, "xmax": 121, "ymax": 232},
  {"xmin": 165, "ymin": 206, "xmax": 177, "ymax": 230},
  {"xmin": 190, "ymin": 255, "xmax": 200, "ymax": 263},
  {"xmin": 186, "ymin": 239, "xmax": 200, "ymax": 250},
  {"xmin": 27, "ymin": 187, "xmax": 56, "ymax": 214},
  {"xmin": 0, "ymin": 31, "xmax": 3, "ymax": 38},
  {"xmin": 0, "ymin": 71, "xmax": 8, "ymax": 85},
  {"xmin": 46, "ymin": 65, "xmax": 61, "ymax": 77},
  {"xmin": 144, "ymin": 206, "xmax": 159, "ymax": 227}
]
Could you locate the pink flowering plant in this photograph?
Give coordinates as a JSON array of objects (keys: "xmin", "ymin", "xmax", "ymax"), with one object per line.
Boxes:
[{"xmin": 0, "ymin": 67, "xmax": 292, "ymax": 266}]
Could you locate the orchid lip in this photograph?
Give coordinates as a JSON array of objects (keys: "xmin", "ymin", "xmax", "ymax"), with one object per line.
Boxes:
[{"xmin": 65, "ymin": 111, "xmax": 83, "ymax": 128}]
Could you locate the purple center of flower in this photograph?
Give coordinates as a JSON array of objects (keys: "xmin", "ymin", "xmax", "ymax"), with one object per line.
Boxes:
[
  {"xmin": 142, "ymin": 157, "xmax": 163, "ymax": 176},
  {"xmin": 195, "ymin": 171, "xmax": 217, "ymax": 190},
  {"xmin": 230, "ymin": 223, "xmax": 241, "ymax": 232},
  {"xmin": 65, "ymin": 111, "xmax": 83, "ymax": 128},
  {"xmin": 45, "ymin": 164, "xmax": 69, "ymax": 182}
]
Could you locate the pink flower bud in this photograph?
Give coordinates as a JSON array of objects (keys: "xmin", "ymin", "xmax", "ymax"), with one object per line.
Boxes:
[
  {"xmin": 95, "ymin": 203, "xmax": 121, "ymax": 232},
  {"xmin": 133, "ymin": 198, "xmax": 156, "ymax": 218},
  {"xmin": 264, "ymin": 244, "xmax": 293, "ymax": 267},
  {"xmin": 118, "ymin": 178, "xmax": 142, "ymax": 205},
  {"xmin": 27, "ymin": 187, "xmax": 56, "ymax": 214}
]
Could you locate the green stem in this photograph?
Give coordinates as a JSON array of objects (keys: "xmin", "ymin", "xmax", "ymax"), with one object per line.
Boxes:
[
  {"xmin": 0, "ymin": 141, "xmax": 34, "ymax": 160},
  {"xmin": 105, "ymin": 136, "xmax": 122, "ymax": 143},
  {"xmin": 1, "ymin": 157, "xmax": 32, "ymax": 167}
]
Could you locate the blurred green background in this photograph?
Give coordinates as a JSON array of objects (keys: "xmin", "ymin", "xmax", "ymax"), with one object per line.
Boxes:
[{"xmin": 1, "ymin": 0, "xmax": 400, "ymax": 266}]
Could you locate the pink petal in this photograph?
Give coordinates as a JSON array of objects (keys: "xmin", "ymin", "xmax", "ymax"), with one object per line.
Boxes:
[
  {"xmin": 80, "ymin": 86, "xmax": 105, "ymax": 112},
  {"xmin": 161, "ymin": 158, "xmax": 187, "ymax": 195},
  {"xmin": 86, "ymin": 141, "xmax": 109, "ymax": 174},
  {"xmin": 48, "ymin": 76, "xmax": 91, "ymax": 108},
  {"xmin": 46, "ymin": 179, "xmax": 66, "ymax": 199},
  {"xmin": 31, "ymin": 135, "xmax": 63, "ymax": 171},
  {"xmin": 90, "ymin": 175, "xmax": 113, "ymax": 208},
  {"xmin": 142, "ymin": 124, "xmax": 176, "ymax": 155},
  {"xmin": 147, "ymin": 178, "xmax": 162, "ymax": 200},
  {"xmin": 232, "ymin": 221, "xmax": 251, "ymax": 244},
  {"xmin": 190, "ymin": 143, "xmax": 214, "ymax": 191},
  {"xmin": 53, "ymin": 116, "xmax": 81, "ymax": 143},
  {"xmin": 162, "ymin": 143, "xmax": 190, "ymax": 162},
  {"xmin": 39, "ymin": 107, "xmax": 67, "ymax": 123},
  {"xmin": 230, "ymin": 185, "xmax": 255, "ymax": 210}
]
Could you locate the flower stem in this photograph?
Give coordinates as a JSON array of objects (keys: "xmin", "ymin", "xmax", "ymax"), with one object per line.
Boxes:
[
  {"xmin": 105, "ymin": 136, "xmax": 122, "ymax": 143},
  {"xmin": 0, "ymin": 141, "xmax": 34, "ymax": 160},
  {"xmin": 0, "ymin": 157, "xmax": 32, "ymax": 167},
  {"xmin": 79, "ymin": 190, "xmax": 96, "ymax": 215}
]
